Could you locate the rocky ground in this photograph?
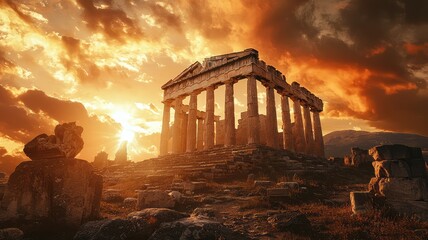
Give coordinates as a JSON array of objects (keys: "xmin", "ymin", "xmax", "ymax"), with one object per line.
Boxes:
[{"xmin": 98, "ymin": 165, "xmax": 428, "ymax": 240}]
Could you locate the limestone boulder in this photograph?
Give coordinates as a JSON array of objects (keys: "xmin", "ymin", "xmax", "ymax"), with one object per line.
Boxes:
[
  {"xmin": 24, "ymin": 122, "xmax": 84, "ymax": 160},
  {"xmin": 148, "ymin": 217, "xmax": 247, "ymax": 240},
  {"xmin": 372, "ymin": 177, "xmax": 427, "ymax": 201},
  {"xmin": 372, "ymin": 160, "xmax": 411, "ymax": 178},
  {"xmin": 137, "ymin": 190, "xmax": 175, "ymax": 210},
  {"xmin": 0, "ymin": 158, "xmax": 102, "ymax": 228}
]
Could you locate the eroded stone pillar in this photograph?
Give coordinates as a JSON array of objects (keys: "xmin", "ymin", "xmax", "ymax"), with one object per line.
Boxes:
[
  {"xmin": 312, "ymin": 110, "xmax": 325, "ymax": 157},
  {"xmin": 266, "ymin": 85, "xmax": 278, "ymax": 148},
  {"xmin": 159, "ymin": 100, "xmax": 171, "ymax": 156},
  {"xmin": 180, "ymin": 113, "xmax": 188, "ymax": 153},
  {"xmin": 247, "ymin": 75, "xmax": 260, "ymax": 144},
  {"xmin": 172, "ymin": 97, "xmax": 183, "ymax": 154},
  {"xmin": 292, "ymin": 98, "xmax": 306, "ymax": 153},
  {"xmin": 280, "ymin": 94, "xmax": 293, "ymax": 151},
  {"xmin": 197, "ymin": 118, "xmax": 204, "ymax": 150},
  {"xmin": 204, "ymin": 86, "xmax": 215, "ymax": 149},
  {"xmin": 224, "ymin": 80, "xmax": 236, "ymax": 146},
  {"xmin": 186, "ymin": 92, "xmax": 198, "ymax": 152},
  {"xmin": 303, "ymin": 104, "xmax": 314, "ymax": 154}
]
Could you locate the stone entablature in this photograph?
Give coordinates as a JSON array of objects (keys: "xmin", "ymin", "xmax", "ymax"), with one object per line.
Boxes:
[
  {"xmin": 162, "ymin": 49, "xmax": 322, "ymax": 112},
  {"xmin": 159, "ymin": 49, "xmax": 325, "ymax": 158}
]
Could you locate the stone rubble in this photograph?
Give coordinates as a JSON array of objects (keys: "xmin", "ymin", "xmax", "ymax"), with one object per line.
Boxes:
[{"xmin": 367, "ymin": 144, "xmax": 428, "ymax": 219}]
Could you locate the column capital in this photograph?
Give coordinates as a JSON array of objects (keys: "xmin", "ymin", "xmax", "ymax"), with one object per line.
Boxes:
[{"xmin": 225, "ymin": 78, "xmax": 238, "ymax": 85}]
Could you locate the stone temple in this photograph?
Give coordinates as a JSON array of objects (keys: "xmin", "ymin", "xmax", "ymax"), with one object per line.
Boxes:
[{"xmin": 159, "ymin": 49, "xmax": 324, "ymax": 157}]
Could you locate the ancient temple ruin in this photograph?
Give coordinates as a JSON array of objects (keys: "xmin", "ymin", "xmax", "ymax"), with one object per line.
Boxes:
[{"xmin": 159, "ymin": 49, "xmax": 324, "ymax": 157}]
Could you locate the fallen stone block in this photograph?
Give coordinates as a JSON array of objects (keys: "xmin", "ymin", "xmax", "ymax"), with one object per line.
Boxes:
[
  {"xmin": 377, "ymin": 177, "xmax": 427, "ymax": 201},
  {"xmin": 369, "ymin": 144, "xmax": 421, "ymax": 161},
  {"xmin": 350, "ymin": 191, "xmax": 373, "ymax": 214},
  {"xmin": 372, "ymin": 160, "xmax": 411, "ymax": 178},
  {"xmin": 123, "ymin": 198, "xmax": 138, "ymax": 208},
  {"xmin": 137, "ymin": 190, "xmax": 175, "ymax": 209},
  {"xmin": 183, "ymin": 181, "xmax": 206, "ymax": 192}
]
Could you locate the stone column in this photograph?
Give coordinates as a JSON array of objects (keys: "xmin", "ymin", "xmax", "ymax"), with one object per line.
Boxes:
[
  {"xmin": 292, "ymin": 98, "xmax": 306, "ymax": 153},
  {"xmin": 180, "ymin": 113, "xmax": 188, "ymax": 153},
  {"xmin": 186, "ymin": 92, "xmax": 198, "ymax": 152},
  {"xmin": 197, "ymin": 118, "xmax": 204, "ymax": 150},
  {"xmin": 159, "ymin": 100, "xmax": 171, "ymax": 155},
  {"xmin": 172, "ymin": 97, "xmax": 183, "ymax": 154},
  {"xmin": 204, "ymin": 86, "xmax": 215, "ymax": 149},
  {"xmin": 266, "ymin": 85, "xmax": 278, "ymax": 148},
  {"xmin": 303, "ymin": 104, "xmax": 314, "ymax": 154},
  {"xmin": 247, "ymin": 75, "xmax": 260, "ymax": 144},
  {"xmin": 224, "ymin": 80, "xmax": 236, "ymax": 146},
  {"xmin": 312, "ymin": 110, "xmax": 325, "ymax": 157},
  {"xmin": 280, "ymin": 94, "xmax": 293, "ymax": 151}
]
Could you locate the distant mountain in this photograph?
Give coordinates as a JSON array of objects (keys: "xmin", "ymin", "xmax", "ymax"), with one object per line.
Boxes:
[{"xmin": 324, "ymin": 130, "xmax": 428, "ymax": 158}]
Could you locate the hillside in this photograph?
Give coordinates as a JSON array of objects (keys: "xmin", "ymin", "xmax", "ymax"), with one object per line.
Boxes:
[{"xmin": 324, "ymin": 130, "xmax": 428, "ymax": 157}]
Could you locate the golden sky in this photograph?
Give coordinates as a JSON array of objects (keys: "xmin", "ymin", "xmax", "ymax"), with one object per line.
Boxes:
[{"xmin": 1, "ymin": 0, "xmax": 427, "ymax": 163}]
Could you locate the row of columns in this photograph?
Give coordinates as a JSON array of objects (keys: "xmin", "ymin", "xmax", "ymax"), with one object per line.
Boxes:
[{"xmin": 159, "ymin": 76, "xmax": 324, "ymax": 157}]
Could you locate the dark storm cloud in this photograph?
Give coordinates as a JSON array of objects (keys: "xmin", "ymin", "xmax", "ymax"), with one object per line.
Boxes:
[
  {"xmin": 0, "ymin": 86, "xmax": 51, "ymax": 142},
  {"xmin": 249, "ymin": 0, "xmax": 428, "ymax": 135},
  {"xmin": 0, "ymin": 86, "xmax": 121, "ymax": 160},
  {"xmin": 19, "ymin": 89, "xmax": 89, "ymax": 122},
  {"xmin": 77, "ymin": 0, "xmax": 143, "ymax": 41}
]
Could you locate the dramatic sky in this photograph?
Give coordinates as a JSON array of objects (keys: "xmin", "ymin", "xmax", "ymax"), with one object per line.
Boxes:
[{"xmin": 1, "ymin": 0, "xmax": 427, "ymax": 163}]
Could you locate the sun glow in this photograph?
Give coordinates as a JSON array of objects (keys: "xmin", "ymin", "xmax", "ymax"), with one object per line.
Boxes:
[{"xmin": 110, "ymin": 110, "xmax": 136, "ymax": 144}]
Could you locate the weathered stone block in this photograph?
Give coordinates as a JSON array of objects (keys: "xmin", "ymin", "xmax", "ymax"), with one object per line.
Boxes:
[
  {"xmin": 377, "ymin": 178, "xmax": 427, "ymax": 201},
  {"xmin": 137, "ymin": 190, "xmax": 175, "ymax": 209},
  {"xmin": 350, "ymin": 191, "xmax": 373, "ymax": 214},
  {"xmin": 183, "ymin": 182, "xmax": 207, "ymax": 192},
  {"xmin": 372, "ymin": 160, "xmax": 411, "ymax": 178},
  {"xmin": 369, "ymin": 144, "xmax": 421, "ymax": 161},
  {"xmin": 0, "ymin": 158, "xmax": 102, "ymax": 228}
]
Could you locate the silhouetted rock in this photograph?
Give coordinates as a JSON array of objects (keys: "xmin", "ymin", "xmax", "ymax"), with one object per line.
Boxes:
[
  {"xmin": 23, "ymin": 122, "xmax": 84, "ymax": 160},
  {"xmin": 0, "ymin": 158, "xmax": 102, "ymax": 228},
  {"xmin": 148, "ymin": 217, "xmax": 247, "ymax": 240},
  {"xmin": 0, "ymin": 228, "xmax": 23, "ymax": 240},
  {"xmin": 267, "ymin": 211, "xmax": 312, "ymax": 234},
  {"xmin": 93, "ymin": 151, "xmax": 110, "ymax": 169}
]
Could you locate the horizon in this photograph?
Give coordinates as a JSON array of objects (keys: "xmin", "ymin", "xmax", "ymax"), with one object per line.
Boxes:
[{"xmin": 1, "ymin": 0, "xmax": 427, "ymax": 162}]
